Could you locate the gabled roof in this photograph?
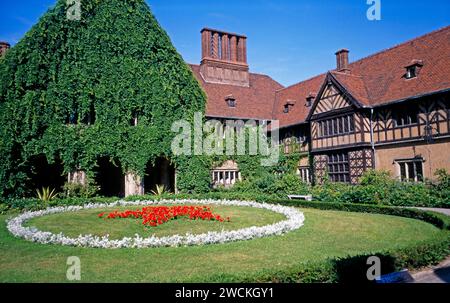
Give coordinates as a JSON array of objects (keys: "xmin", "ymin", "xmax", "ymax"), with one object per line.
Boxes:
[
  {"xmin": 189, "ymin": 64, "xmax": 283, "ymax": 120},
  {"xmin": 330, "ymin": 72, "xmax": 371, "ymax": 106},
  {"xmin": 273, "ymin": 74, "xmax": 326, "ymax": 128},
  {"xmin": 191, "ymin": 25, "xmax": 450, "ymax": 127},
  {"xmin": 273, "ymin": 25, "xmax": 450, "ymax": 127},
  {"xmin": 343, "ymin": 25, "xmax": 450, "ymax": 106}
]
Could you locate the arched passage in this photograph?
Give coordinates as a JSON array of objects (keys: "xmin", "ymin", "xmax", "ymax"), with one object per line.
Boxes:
[
  {"xmin": 26, "ymin": 154, "xmax": 66, "ymax": 195},
  {"xmin": 144, "ymin": 158, "xmax": 176, "ymax": 194},
  {"xmin": 94, "ymin": 157, "xmax": 125, "ymax": 197}
]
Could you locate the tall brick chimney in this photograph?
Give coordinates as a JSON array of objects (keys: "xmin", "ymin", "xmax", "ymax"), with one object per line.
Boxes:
[
  {"xmin": 335, "ymin": 49, "xmax": 350, "ymax": 73},
  {"xmin": 200, "ymin": 28, "xmax": 249, "ymax": 87},
  {"xmin": 0, "ymin": 42, "xmax": 10, "ymax": 57}
]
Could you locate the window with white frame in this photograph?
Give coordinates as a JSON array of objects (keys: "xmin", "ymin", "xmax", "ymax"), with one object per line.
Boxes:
[
  {"xmin": 297, "ymin": 166, "xmax": 311, "ymax": 184},
  {"xmin": 212, "ymin": 160, "xmax": 241, "ymax": 188},
  {"xmin": 212, "ymin": 170, "xmax": 241, "ymax": 187},
  {"xmin": 396, "ymin": 158, "xmax": 424, "ymax": 182}
]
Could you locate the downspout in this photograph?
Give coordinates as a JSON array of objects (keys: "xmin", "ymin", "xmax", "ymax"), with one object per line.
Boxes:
[{"xmin": 370, "ymin": 108, "xmax": 376, "ymax": 169}]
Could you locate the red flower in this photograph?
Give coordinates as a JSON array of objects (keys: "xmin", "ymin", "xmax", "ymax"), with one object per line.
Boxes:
[{"xmin": 98, "ymin": 205, "xmax": 231, "ymax": 227}]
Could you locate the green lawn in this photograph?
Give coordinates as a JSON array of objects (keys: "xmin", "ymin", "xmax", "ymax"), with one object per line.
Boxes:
[
  {"xmin": 0, "ymin": 207, "xmax": 447, "ymax": 282},
  {"xmin": 25, "ymin": 205, "xmax": 286, "ymax": 239}
]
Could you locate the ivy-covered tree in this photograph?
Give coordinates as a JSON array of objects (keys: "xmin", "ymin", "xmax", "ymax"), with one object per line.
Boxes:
[{"xmin": 0, "ymin": 0, "xmax": 208, "ymax": 197}]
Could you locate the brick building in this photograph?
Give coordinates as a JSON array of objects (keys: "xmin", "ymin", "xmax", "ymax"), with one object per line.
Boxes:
[{"xmin": 193, "ymin": 26, "xmax": 450, "ymax": 185}]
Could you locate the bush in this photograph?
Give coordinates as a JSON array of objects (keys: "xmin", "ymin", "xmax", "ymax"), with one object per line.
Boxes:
[
  {"xmin": 2, "ymin": 196, "xmax": 117, "ymax": 212},
  {"xmin": 274, "ymin": 174, "xmax": 310, "ymax": 196},
  {"xmin": 432, "ymin": 169, "xmax": 450, "ymax": 204},
  {"xmin": 63, "ymin": 181, "xmax": 100, "ymax": 199},
  {"xmin": 311, "ymin": 170, "xmax": 449, "ymax": 208},
  {"xmin": 215, "ymin": 173, "xmax": 310, "ymax": 199}
]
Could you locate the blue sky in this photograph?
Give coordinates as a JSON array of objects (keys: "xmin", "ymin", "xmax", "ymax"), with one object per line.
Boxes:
[{"xmin": 0, "ymin": 0, "xmax": 449, "ymax": 87}]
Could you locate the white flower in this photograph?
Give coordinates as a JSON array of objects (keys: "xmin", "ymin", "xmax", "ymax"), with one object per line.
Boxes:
[{"xmin": 6, "ymin": 200, "xmax": 305, "ymax": 249}]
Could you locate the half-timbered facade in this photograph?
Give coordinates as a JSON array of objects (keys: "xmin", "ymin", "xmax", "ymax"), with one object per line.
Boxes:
[
  {"xmin": 188, "ymin": 26, "xmax": 450, "ymax": 185},
  {"xmin": 307, "ymin": 73, "xmax": 375, "ymax": 184}
]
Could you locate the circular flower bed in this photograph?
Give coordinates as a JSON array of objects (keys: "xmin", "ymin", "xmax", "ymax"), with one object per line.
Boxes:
[{"xmin": 7, "ymin": 200, "xmax": 305, "ymax": 249}]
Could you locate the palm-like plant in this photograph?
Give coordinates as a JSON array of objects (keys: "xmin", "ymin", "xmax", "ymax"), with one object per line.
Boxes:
[
  {"xmin": 150, "ymin": 184, "xmax": 167, "ymax": 197},
  {"xmin": 36, "ymin": 187, "xmax": 58, "ymax": 203}
]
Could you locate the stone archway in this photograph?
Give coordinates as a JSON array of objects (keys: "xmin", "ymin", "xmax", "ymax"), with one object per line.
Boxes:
[
  {"xmin": 94, "ymin": 157, "xmax": 125, "ymax": 197},
  {"xmin": 26, "ymin": 154, "xmax": 66, "ymax": 196},
  {"xmin": 144, "ymin": 158, "xmax": 176, "ymax": 194}
]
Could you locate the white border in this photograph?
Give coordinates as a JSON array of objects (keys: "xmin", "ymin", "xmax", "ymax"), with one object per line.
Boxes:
[{"xmin": 7, "ymin": 200, "xmax": 305, "ymax": 249}]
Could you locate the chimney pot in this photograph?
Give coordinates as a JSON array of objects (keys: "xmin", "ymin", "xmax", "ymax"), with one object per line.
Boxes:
[
  {"xmin": 200, "ymin": 28, "xmax": 249, "ymax": 87},
  {"xmin": 335, "ymin": 49, "xmax": 350, "ymax": 72}
]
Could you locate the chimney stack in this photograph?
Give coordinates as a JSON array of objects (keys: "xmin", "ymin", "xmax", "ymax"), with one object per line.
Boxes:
[
  {"xmin": 200, "ymin": 28, "xmax": 249, "ymax": 87},
  {"xmin": 335, "ymin": 49, "xmax": 350, "ymax": 72},
  {"xmin": 0, "ymin": 42, "xmax": 10, "ymax": 57}
]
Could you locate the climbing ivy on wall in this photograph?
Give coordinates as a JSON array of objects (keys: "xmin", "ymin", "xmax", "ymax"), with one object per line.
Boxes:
[
  {"xmin": 0, "ymin": 0, "xmax": 209, "ymax": 197},
  {"xmin": 0, "ymin": 0, "xmax": 304, "ymax": 198}
]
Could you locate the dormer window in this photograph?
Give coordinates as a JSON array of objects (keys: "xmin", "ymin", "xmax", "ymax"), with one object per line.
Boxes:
[
  {"xmin": 225, "ymin": 95, "xmax": 236, "ymax": 108},
  {"xmin": 406, "ymin": 66, "xmax": 417, "ymax": 79},
  {"xmin": 306, "ymin": 93, "xmax": 316, "ymax": 107},
  {"xmin": 405, "ymin": 60, "xmax": 423, "ymax": 79},
  {"xmin": 284, "ymin": 101, "xmax": 295, "ymax": 113}
]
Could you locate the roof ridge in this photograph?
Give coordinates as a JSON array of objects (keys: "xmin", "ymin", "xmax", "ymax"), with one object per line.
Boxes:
[
  {"xmin": 275, "ymin": 73, "xmax": 326, "ymax": 93},
  {"xmin": 349, "ymin": 25, "xmax": 450, "ymax": 67},
  {"xmin": 249, "ymin": 72, "xmax": 285, "ymax": 88},
  {"xmin": 331, "ymin": 71, "xmax": 363, "ymax": 78}
]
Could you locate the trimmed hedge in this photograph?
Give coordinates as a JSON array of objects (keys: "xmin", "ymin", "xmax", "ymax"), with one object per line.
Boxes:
[{"xmin": 187, "ymin": 235, "xmax": 450, "ymax": 283}]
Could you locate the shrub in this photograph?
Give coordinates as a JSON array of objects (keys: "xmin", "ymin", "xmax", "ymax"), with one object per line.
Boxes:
[
  {"xmin": 310, "ymin": 170, "xmax": 449, "ymax": 208},
  {"xmin": 63, "ymin": 181, "xmax": 99, "ymax": 199},
  {"xmin": 273, "ymin": 174, "xmax": 310, "ymax": 196},
  {"xmin": 432, "ymin": 169, "xmax": 450, "ymax": 206},
  {"xmin": 35, "ymin": 187, "xmax": 58, "ymax": 203},
  {"xmin": 217, "ymin": 173, "xmax": 309, "ymax": 199}
]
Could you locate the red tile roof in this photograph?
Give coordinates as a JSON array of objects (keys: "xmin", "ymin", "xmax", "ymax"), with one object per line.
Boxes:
[
  {"xmin": 331, "ymin": 72, "xmax": 371, "ymax": 106},
  {"xmin": 345, "ymin": 25, "xmax": 450, "ymax": 106},
  {"xmin": 189, "ymin": 64, "xmax": 283, "ymax": 120},
  {"xmin": 272, "ymin": 74, "xmax": 326, "ymax": 128},
  {"xmin": 191, "ymin": 25, "xmax": 450, "ymax": 127}
]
